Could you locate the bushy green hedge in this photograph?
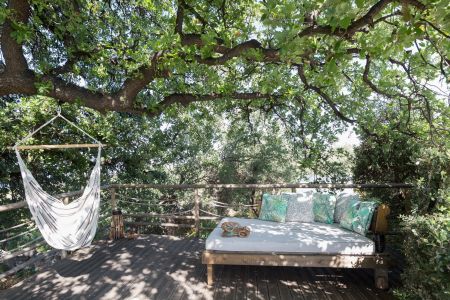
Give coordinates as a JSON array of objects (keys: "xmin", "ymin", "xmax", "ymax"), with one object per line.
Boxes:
[{"xmin": 397, "ymin": 213, "xmax": 450, "ymax": 299}]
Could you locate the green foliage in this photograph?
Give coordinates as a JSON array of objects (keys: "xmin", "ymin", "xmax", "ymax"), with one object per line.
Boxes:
[
  {"xmin": 1, "ymin": 1, "xmax": 448, "ymax": 291},
  {"xmin": 353, "ymin": 133, "xmax": 419, "ymax": 215},
  {"xmin": 353, "ymin": 108, "xmax": 450, "ymax": 299},
  {"xmin": 354, "ymin": 132, "xmax": 449, "ymax": 215},
  {"xmin": 397, "ymin": 214, "xmax": 450, "ymax": 300},
  {"xmin": 0, "ymin": 95, "xmax": 351, "ymax": 237},
  {"xmin": 0, "ymin": 0, "xmax": 446, "ymax": 139},
  {"xmin": 34, "ymin": 80, "xmax": 53, "ymax": 95}
]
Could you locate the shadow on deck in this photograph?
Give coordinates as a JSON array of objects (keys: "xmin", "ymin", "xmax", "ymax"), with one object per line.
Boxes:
[{"xmin": 0, "ymin": 235, "xmax": 399, "ymax": 299}]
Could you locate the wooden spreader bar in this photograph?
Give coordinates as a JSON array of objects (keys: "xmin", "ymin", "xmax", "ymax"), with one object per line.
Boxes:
[{"xmin": 10, "ymin": 144, "xmax": 105, "ymax": 150}]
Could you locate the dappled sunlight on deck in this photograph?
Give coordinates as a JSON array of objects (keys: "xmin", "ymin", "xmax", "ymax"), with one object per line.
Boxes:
[{"xmin": 0, "ymin": 235, "xmax": 399, "ymax": 299}]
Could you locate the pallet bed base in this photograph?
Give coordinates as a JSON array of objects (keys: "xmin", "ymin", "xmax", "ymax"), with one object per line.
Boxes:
[{"xmin": 202, "ymin": 250, "xmax": 390, "ymax": 290}]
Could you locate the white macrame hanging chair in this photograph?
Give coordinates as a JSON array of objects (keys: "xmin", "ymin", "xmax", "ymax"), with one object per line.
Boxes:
[{"xmin": 14, "ymin": 110, "xmax": 103, "ymax": 251}]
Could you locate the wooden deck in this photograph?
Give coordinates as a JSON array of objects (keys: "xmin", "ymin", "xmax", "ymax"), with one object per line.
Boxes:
[{"xmin": 0, "ymin": 235, "xmax": 400, "ymax": 299}]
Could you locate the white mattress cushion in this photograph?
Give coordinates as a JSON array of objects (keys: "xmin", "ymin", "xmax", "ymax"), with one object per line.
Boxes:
[{"xmin": 206, "ymin": 217, "xmax": 375, "ymax": 255}]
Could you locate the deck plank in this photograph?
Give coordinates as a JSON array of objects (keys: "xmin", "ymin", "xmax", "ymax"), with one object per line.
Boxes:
[
  {"xmin": 297, "ymin": 268, "xmax": 324, "ymax": 300},
  {"xmin": 1, "ymin": 235, "xmax": 397, "ymax": 300},
  {"xmin": 233, "ymin": 265, "xmax": 246, "ymax": 300},
  {"xmin": 273, "ymin": 267, "xmax": 293, "ymax": 300},
  {"xmin": 152, "ymin": 240, "xmax": 201, "ymax": 300},
  {"xmin": 89, "ymin": 237, "xmax": 165, "ymax": 299}
]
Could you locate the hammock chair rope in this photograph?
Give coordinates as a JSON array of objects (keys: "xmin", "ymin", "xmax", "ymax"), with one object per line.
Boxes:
[{"xmin": 14, "ymin": 110, "xmax": 102, "ymax": 251}]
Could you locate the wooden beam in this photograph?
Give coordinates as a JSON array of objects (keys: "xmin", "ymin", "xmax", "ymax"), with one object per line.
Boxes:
[
  {"xmin": 10, "ymin": 144, "xmax": 105, "ymax": 150},
  {"xmin": 0, "ymin": 227, "xmax": 37, "ymax": 243},
  {"xmin": 0, "ymin": 182, "xmax": 413, "ymax": 213},
  {"xmin": 0, "ymin": 250, "xmax": 58, "ymax": 280},
  {"xmin": 374, "ymin": 268, "xmax": 389, "ymax": 290},
  {"xmin": 0, "ymin": 221, "xmax": 32, "ymax": 234},
  {"xmin": 110, "ymin": 188, "xmax": 117, "ymax": 211},
  {"xmin": 0, "ymin": 201, "xmax": 27, "ymax": 212},
  {"xmin": 123, "ymin": 213, "xmax": 219, "ymax": 220},
  {"xmin": 202, "ymin": 251, "xmax": 389, "ymax": 269},
  {"xmin": 0, "ymin": 185, "xmax": 111, "ymax": 212},
  {"xmin": 194, "ymin": 189, "xmax": 200, "ymax": 237},
  {"xmin": 124, "ymin": 221, "xmax": 196, "ymax": 228},
  {"xmin": 110, "ymin": 183, "xmax": 415, "ymax": 190},
  {"xmin": 207, "ymin": 264, "xmax": 214, "ymax": 286},
  {"xmin": 373, "ymin": 204, "xmax": 390, "ymax": 234},
  {"xmin": 124, "ymin": 221, "xmax": 215, "ymax": 229},
  {"xmin": 0, "ymin": 238, "xmax": 45, "ymax": 263}
]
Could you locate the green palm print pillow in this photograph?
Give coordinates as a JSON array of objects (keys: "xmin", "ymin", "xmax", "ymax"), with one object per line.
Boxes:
[
  {"xmin": 312, "ymin": 193, "xmax": 337, "ymax": 224},
  {"xmin": 259, "ymin": 194, "xmax": 288, "ymax": 222},
  {"xmin": 352, "ymin": 201, "xmax": 377, "ymax": 235},
  {"xmin": 339, "ymin": 200, "xmax": 360, "ymax": 230},
  {"xmin": 340, "ymin": 200, "xmax": 377, "ymax": 236}
]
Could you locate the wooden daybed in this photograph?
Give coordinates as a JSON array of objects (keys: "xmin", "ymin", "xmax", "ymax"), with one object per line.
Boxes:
[{"xmin": 202, "ymin": 204, "xmax": 390, "ymax": 289}]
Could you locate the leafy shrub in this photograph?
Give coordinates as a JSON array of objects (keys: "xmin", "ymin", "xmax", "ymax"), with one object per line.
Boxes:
[
  {"xmin": 353, "ymin": 133, "xmax": 449, "ymax": 215},
  {"xmin": 398, "ymin": 213, "xmax": 450, "ymax": 299}
]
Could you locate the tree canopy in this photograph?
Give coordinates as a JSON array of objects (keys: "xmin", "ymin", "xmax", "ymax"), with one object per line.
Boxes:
[{"xmin": 0, "ymin": 0, "xmax": 448, "ymax": 138}]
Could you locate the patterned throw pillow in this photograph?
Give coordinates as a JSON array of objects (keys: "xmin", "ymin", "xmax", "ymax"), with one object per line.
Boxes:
[
  {"xmin": 312, "ymin": 193, "xmax": 337, "ymax": 224},
  {"xmin": 282, "ymin": 191, "xmax": 314, "ymax": 222},
  {"xmin": 259, "ymin": 194, "xmax": 288, "ymax": 222},
  {"xmin": 339, "ymin": 200, "xmax": 360, "ymax": 230},
  {"xmin": 340, "ymin": 200, "xmax": 377, "ymax": 236},
  {"xmin": 334, "ymin": 193, "xmax": 360, "ymax": 223},
  {"xmin": 352, "ymin": 201, "xmax": 377, "ymax": 235}
]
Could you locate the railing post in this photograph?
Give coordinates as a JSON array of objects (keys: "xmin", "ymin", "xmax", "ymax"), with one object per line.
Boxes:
[
  {"xmin": 194, "ymin": 189, "xmax": 200, "ymax": 237},
  {"xmin": 291, "ymin": 187, "xmax": 296, "ymax": 193},
  {"xmin": 111, "ymin": 187, "xmax": 117, "ymax": 211}
]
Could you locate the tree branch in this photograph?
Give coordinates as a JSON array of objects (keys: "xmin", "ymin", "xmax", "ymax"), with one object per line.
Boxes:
[
  {"xmin": 296, "ymin": 64, "xmax": 356, "ymax": 124},
  {"xmin": 388, "ymin": 58, "xmax": 434, "ymax": 127},
  {"xmin": 1, "ymin": 0, "xmax": 30, "ymax": 74},
  {"xmin": 297, "ymin": 0, "xmax": 426, "ymax": 39},
  {"xmin": 114, "ymin": 51, "xmax": 169, "ymax": 108},
  {"xmin": 180, "ymin": 0, "xmax": 208, "ymax": 31},
  {"xmin": 159, "ymin": 91, "xmax": 274, "ymax": 107},
  {"xmin": 192, "ymin": 39, "xmax": 279, "ymax": 65},
  {"xmin": 363, "ymin": 55, "xmax": 416, "ymax": 105},
  {"xmin": 175, "ymin": 0, "xmax": 184, "ymax": 34},
  {"xmin": 420, "ymin": 18, "xmax": 450, "ymax": 39}
]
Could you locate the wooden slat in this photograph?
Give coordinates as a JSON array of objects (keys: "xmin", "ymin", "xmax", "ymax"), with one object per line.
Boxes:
[
  {"xmin": 296, "ymin": 267, "xmax": 320, "ymax": 299},
  {"xmin": 110, "ymin": 183, "xmax": 415, "ymax": 190},
  {"xmin": 124, "ymin": 221, "xmax": 216, "ymax": 229},
  {"xmin": 0, "ymin": 227, "xmax": 38, "ymax": 243},
  {"xmin": 0, "ymin": 249, "xmax": 58, "ymax": 280},
  {"xmin": 87, "ymin": 237, "xmax": 175, "ymax": 298},
  {"xmin": 373, "ymin": 204, "xmax": 390, "ymax": 234},
  {"xmin": 11, "ymin": 143, "xmax": 105, "ymax": 150},
  {"xmin": 1, "ymin": 182, "xmax": 412, "ymax": 213},
  {"xmin": 123, "ymin": 213, "xmax": 219, "ymax": 220},
  {"xmin": 202, "ymin": 251, "xmax": 389, "ymax": 269},
  {"xmin": 0, "ymin": 186, "xmax": 110, "ymax": 212},
  {"xmin": 0, "ymin": 201, "xmax": 28, "ymax": 212},
  {"xmin": 124, "ymin": 221, "xmax": 194, "ymax": 228},
  {"xmin": 275, "ymin": 267, "xmax": 300, "ymax": 300},
  {"xmin": 0, "ymin": 235, "xmax": 397, "ymax": 299},
  {"xmin": 0, "ymin": 238, "xmax": 45, "ymax": 263},
  {"xmin": 0, "ymin": 221, "xmax": 32, "ymax": 234},
  {"xmin": 139, "ymin": 238, "xmax": 199, "ymax": 299}
]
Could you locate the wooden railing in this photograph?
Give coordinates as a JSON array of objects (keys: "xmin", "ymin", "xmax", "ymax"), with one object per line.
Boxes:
[
  {"xmin": 0, "ymin": 182, "xmax": 414, "ymax": 279},
  {"xmin": 0, "ymin": 188, "xmax": 113, "ymax": 280},
  {"xmin": 108, "ymin": 183, "xmax": 414, "ymax": 237}
]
